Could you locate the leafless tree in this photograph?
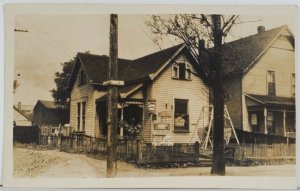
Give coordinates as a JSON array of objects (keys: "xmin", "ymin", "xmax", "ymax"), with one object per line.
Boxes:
[{"xmin": 146, "ymin": 14, "xmax": 239, "ymax": 175}]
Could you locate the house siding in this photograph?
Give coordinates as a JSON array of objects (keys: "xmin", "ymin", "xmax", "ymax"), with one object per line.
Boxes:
[
  {"xmin": 143, "ymin": 54, "xmax": 209, "ymax": 144},
  {"xmin": 70, "ymin": 65, "xmax": 96, "ymax": 137},
  {"xmin": 243, "ymin": 33, "xmax": 295, "ymax": 97}
]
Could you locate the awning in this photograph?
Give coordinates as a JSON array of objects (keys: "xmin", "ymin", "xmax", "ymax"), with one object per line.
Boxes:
[{"xmin": 245, "ymin": 94, "xmax": 295, "ymax": 111}]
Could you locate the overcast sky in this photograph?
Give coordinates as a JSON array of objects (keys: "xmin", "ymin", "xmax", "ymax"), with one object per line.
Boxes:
[{"xmin": 13, "ymin": 14, "xmax": 295, "ymax": 106}]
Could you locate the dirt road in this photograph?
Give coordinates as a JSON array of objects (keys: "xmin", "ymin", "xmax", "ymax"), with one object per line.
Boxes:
[{"xmin": 13, "ymin": 148, "xmax": 296, "ymax": 178}]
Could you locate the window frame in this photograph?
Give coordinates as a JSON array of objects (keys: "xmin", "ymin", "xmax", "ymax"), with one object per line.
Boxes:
[
  {"xmin": 78, "ymin": 69, "xmax": 87, "ymax": 86},
  {"xmin": 267, "ymin": 71, "xmax": 276, "ymax": 96},
  {"xmin": 171, "ymin": 62, "xmax": 192, "ymax": 80},
  {"xmin": 174, "ymin": 98, "xmax": 189, "ymax": 133},
  {"xmin": 291, "ymin": 73, "xmax": 295, "ymax": 98},
  {"xmin": 77, "ymin": 101, "xmax": 86, "ymax": 132}
]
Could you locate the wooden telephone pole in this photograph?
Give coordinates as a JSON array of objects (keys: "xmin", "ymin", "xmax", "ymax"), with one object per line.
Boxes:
[{"xmin": 106, "ymin": 14, "xmax": 119, "ymax": 178}]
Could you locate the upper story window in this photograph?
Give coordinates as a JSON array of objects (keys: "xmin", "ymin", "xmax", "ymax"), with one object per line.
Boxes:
[
  {"xmin": 267, "ymin": 71, "xmax": 276, "ymax": 96},
  {"xmin": 78, "ymin": 69, "xmax": 87, "ymax": 85},
  {"xmin": 291, "ymin": 73, "xmax": 295, "ymax": 97},
  {"xmin": 172, "ymin": 63, "xmax": 192, "ymax": 80}
]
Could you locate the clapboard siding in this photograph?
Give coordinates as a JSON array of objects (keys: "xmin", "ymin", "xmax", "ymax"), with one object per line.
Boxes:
[
  {"xmin": 143, "ymin": 54, "xmax": 209, "ymax": 144},
  {"xmin": 243, "ymin": 34, "xmax": 295, "ymax": 97},
  {"xmin": 70, "ymin": 65, "xmax": 95, "ymax": 137},
  {"xmin": 224, "ymin": 76, "xmax": 243, "ymax": 129}
]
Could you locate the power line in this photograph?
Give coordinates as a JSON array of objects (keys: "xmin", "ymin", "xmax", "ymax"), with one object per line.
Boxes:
[{"xmin": 22, "ymin": 18, "xmax": 75, "ymax": 55}]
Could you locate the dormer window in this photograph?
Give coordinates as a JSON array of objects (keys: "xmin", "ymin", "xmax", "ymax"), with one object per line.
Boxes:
[
  {"xmin": 78, "ymin": 69, "xmax": 87, "ymax": 85},
  {"xmin": 172, "ymin": 63, "xmax": 192, "ymax": 80}
]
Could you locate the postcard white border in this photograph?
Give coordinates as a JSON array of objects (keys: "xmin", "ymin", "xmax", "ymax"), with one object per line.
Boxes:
[{"xmin": 2, "ymin": 3, "xmax": 298, "ymax": 189}]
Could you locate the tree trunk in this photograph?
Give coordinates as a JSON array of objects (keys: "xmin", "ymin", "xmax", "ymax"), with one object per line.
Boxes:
[{"xmin": 211, "ymin": 14, "xmax": 225, "ymax": 175}]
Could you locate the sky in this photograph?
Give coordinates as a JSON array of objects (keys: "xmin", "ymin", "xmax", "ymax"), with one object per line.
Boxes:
[{"xmin": 13, "ymin": 14, "xmax": 295, "ymax": 106}]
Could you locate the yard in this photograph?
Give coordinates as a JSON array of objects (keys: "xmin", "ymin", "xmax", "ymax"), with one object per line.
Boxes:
[{"xmin": 13, "ymin": 147, "xmax": 296, "ymax": 178}]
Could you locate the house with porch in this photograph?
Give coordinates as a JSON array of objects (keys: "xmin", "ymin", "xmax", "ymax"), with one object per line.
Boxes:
[
  {"xmin": 222, "ymin": 25, "xmax": 295, "ymax": 139},
  {"xmin": 67, "ymin": 44, "xmax": 209, "ymax": 145}
]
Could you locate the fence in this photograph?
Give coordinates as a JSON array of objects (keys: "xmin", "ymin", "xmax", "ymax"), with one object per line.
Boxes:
[
  {"xmin": 13, "ymin": 125, "xmax": 40, "ymax": 144},
  {"xmin": 227, "ymin": 143, "xmax": 296, "ymax": 160},
  {"xmin": 39, "ymin": 135, "xmax": 200, "ymax": 164},
  {"xmin": 234, "ymin": 128, "xmax": 296, "ymax": 144},
  {"xmin": 139, "ymin": 143, "xmax": 200, "ymax": 164}
]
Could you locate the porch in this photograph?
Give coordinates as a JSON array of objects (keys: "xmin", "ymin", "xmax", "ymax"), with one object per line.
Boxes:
[
  {"xmin": 96, "ymin": 96, "xmax": 144, "ymax": 140},
  {"xmin": 245, "ymin": 94, "xmax": 295, "ymax": 138}
]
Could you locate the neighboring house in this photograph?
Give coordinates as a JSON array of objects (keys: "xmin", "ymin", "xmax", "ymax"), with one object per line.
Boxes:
[
  {"xmin": 32, "ymin": 100, "xmax": 69, "ymax": 136},
  {"xmin": 222, "ymin": 25, "xmax": 295, "ymax": 138},
  {"xmin": 67, "ymin": 44, "xmax": 209, "ymax": 145},
  {"xmin": 14, "ymin": 102, "xmax": 34, "ymax": 121},
  {"xmin": 13, "ymin": 105, "xmax": 32, "ymax": 126}
]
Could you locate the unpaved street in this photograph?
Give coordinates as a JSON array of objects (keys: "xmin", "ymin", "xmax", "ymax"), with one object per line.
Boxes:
[{"xmin": 13, "ymin": 148, "xmax": 296, "ymax": 178}]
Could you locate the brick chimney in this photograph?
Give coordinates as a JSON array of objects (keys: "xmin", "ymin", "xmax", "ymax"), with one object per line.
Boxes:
[
  {"xmin": 257, "ymin": 26, "xmax": 266, "ymax": 34},
  {"xmin": 198, "ymin": 39, "xmax": 206, "ymax": 63}
]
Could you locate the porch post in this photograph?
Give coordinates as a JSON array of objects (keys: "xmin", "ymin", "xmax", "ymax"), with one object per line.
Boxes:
[
  {"xmin": 264, "ymin": 107, "xmax": 268, "ymax": 134},
  {"xmin": 283, "ymin": 109, "xmax": 286, "ymax": 137},
  {"xmin": 120, "ymin": 104, "xmax": 124, "ymax": 138}
]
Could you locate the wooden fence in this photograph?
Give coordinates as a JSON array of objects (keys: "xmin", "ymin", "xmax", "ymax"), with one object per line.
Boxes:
[
  {"xmin": 39, "ymin": 135, "xmax": 200, "ymax": 164},
  {"xmin": 227, "ymin": 143, "xmax": 296, "ymax": 160},
  {"xmin": 13, "ymin": 126, "xmax": 40, "ymax": 144}
]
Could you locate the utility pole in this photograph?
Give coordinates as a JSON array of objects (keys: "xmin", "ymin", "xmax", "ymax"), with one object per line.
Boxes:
[
  {"xmin": 211, "ymin": 14, "xmax": 225, "ymax": 175},
  {"xmin": 106, "ymin": 14, "xmax": 119, "ymax": 178}
]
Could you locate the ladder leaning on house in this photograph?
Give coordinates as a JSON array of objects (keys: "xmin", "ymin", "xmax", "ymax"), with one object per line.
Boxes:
[{"xmin": 189, "ymin": 105, "xmax": 240, "ymax": 150}]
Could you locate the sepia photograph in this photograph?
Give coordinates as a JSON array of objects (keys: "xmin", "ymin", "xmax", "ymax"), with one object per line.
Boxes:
[{"xmin": 2, "ymin": 3, "xmax": 297, "ymax": 189}]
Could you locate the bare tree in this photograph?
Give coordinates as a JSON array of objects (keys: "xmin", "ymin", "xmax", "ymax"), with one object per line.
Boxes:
[{"xmin": 146, "ymin": 14, "xmax": 239, "ymax": 175}]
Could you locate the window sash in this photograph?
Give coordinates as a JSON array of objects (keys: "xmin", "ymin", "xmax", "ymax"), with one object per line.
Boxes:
[
  {"xmin": 267, "ymin": 71, "xmax": 276, "ymax": 95},
  {"xmin": 77, "ymin": 103, "xmax": 81, "ymax": 130},
  {"xmin": 174, "ymin": 99, "xmax": 189, "ymax": 131}
]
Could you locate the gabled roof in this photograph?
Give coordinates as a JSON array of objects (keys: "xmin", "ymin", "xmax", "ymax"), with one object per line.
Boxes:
[
  {"xmin": 13, "ymin": 106, "xmax": 31, "ymax": 121},
  {"xmin": 67, "ymin": 43, "xmax": 205, "ymax": 90},
  {"xmin": 221, "ymin": 25, "xmax": 293, "ymax": 76},
  {"xmin": 35, "ymin": 100, "xmax": 57, "ymax": 110}
]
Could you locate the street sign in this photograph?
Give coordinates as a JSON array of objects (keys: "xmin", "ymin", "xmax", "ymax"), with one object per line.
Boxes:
[
  {"xmin": 148, "ymin": 102, "xmax": 156, "ymax": 112},
  {"xmin": 103, "ymin": 80, "xmax": 124, "ymax": 86}
]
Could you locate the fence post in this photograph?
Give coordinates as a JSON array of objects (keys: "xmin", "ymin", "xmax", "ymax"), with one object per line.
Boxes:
[
  {"xmin": 137, "ymin": 140, "xmax": 143, "ymax": 164},
  {"xmin": 47, "ymin": 136, "xmax": 51, "ymax": 146},
  {"xmin": 194, "ymin": 141, "xmax": 200, "ymax": 156},
  {"xmin": 58, "ymin": 135, "xmax": 61, "ymax": 148},
  {"xmin": 126, "ymin": 139, "xmax": 129, "ymax": 157}
]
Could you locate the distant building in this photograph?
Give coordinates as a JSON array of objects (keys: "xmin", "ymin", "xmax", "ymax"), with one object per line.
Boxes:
[
  {"xmin": 32, "ymin": 100, "xmax": 69, "ymax": 136},
  {"xmin": 13, "ymin": 105, "xmax": 32, "ymax": 126},
  {"xmin": 13, "ymin": 102, "xmax": 34, "ymax": 121}
]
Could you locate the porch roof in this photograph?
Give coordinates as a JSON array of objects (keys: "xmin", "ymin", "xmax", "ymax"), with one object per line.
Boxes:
[
  {"xmin": 246, "ymin": 94, "xmax": 295, "ymax": 106},
  {"xmin": 96, "ymin": 83, "xmax": 144, "ymax": 102}
]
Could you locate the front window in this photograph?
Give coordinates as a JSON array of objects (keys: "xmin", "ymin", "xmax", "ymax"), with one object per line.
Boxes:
[
  {"xmin": 77, "ymin": 101, "xmax": 86, "ymax": 131},
  {"xmin": 174, "ymin": 99, "xmax": 189, "ymax": 132},
  {"xmin": 267, "ymin": 71, "xmax": 276, "ymax": 96}
]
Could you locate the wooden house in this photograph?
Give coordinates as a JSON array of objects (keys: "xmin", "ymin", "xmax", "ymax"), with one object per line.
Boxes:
[
  {"xmin": 222, "ymin": 25, "xmax": 295, "ymax": 139},
  {"xmin": 32, "ymin": 100, "xmax": 69, "ymax": 135},
  {"xmin": 67, "ymin": 44, "xmax": 209, "ymax": 145}
]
